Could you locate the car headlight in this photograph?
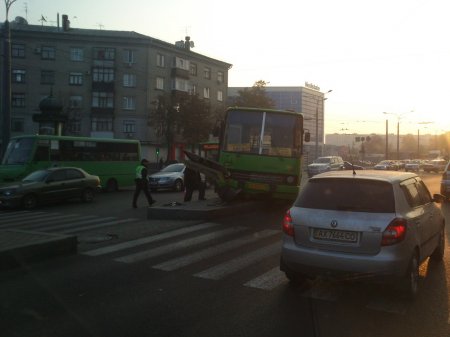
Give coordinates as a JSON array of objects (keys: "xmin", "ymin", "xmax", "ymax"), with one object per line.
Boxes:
[{"xmin": 1, "ymin": 189, "xmax": 17, "ymax": 196}]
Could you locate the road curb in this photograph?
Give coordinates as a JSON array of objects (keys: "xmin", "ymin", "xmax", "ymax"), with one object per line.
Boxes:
[{"xmin": 0, "ymin": 229, "xmax": 77, "ymax": 271}]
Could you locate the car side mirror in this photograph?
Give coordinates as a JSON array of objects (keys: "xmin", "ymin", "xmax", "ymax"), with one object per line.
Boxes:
[{"xmin": 432, "ymin": 193, "xmax": 446, "ymax": 203}]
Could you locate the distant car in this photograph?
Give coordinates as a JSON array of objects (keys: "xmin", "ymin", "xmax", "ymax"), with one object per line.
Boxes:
[
  {"xmin": 307, "ymin": 156, "xmax": 344, "ymax": 177},
  {"xmin": 373, "ymin": 160, "xmax": 399, "ymax": 171},
  {"xmin": 440, "ymin": 160, "xmax": 450, "ymax": 199},
  {"xmin": 404, "ymin": 159, "xmax": 424, "ymax": 172},
  {"xmin": 343, "ymin": 161, "xmax": 364, "ymax": 170},
  {"xmin": 280, "ymin": 170, "xmax": 446, "ymax": 298},
  {"xmin": 0, "ymin": 167, "xmax": 101, "ymax": 209},
  {"xmin": 148, "ymin": 163, "xmax": 185, "ymax": 192},
  {"xmin": 422, "ymin": 159, "xmax": 447, "ymax": 173}
]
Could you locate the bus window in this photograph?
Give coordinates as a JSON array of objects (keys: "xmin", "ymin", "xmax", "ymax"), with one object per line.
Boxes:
[
  {"xmin": 2, "ymin": 138, "xmax": 35, "ymax": 164},
  {"xmin": 34, "ymin": 145, "xmax": 50, "ymax": 161}
]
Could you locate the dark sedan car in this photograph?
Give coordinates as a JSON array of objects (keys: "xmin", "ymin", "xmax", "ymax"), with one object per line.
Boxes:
[{"xmin": 0, "ymin": 167, "xmax": 101, "ymax": 209}]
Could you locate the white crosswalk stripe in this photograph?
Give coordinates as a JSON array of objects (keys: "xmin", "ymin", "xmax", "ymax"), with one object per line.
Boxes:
[
  {"xmin": 153, "ymin": 229, "xmax": 279, "ymax": 271},
  {"xmin": 115, "ymin": 226, "xmax": 247, "ymax": 264},
  {"xmin": 243, "ymin": 267, "xmax": 288, "ymax": 290},
  {"xmin": 0, "ymin": 210, "xmax": 138, "ymax": 235}
]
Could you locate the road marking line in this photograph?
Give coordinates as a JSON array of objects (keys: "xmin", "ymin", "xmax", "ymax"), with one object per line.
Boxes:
[
  {"xmin": 9, "ymin": 214, "xmax": 87, "ymax": 229},
  {"xmin": 61, "ymin": 218, "xmax": 138, "ymax": 234},
  {"xmin": 194, "ymin": 242, "xmax": 280, "ymax": 280},
  {"xmin": 83, "ymin": 222, "xmax": 220, "ymax": 256},
  {"xmin": 114, "ymin": 226, "xmax": 246, "ymax": 263},
  {"xmin": 0, "ymin": 210, "xmax": 41, "ymax": 219},
  {"xmin": 244, "ymin": 267, "xmax": 288, "ymax": 290},
  {"xmin": 48, "ymin": 217, "xmax": 117, "ymax": 232},
  {"xmin": 24, "ymin": 215, "xmax": 100, "ymax": 231},
  {"xmin": 0, "ymin": 212, "xmax": 61, "ymax": 226},
  {"xmin": 153, "ymin": 229, "xmax": 279, "ymax": 271}
]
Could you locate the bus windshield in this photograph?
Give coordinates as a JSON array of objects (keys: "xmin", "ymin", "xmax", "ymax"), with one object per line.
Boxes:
[
  {"xmin": 222, "ymin": 109, "xmax": 301, "ymax": 158},
  {"xmin": 2, "ymin": 138, "xmax": 35, "ymax": 165}
]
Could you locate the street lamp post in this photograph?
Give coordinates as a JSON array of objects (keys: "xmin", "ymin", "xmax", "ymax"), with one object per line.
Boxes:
[
  {"xmin": 383, "ymin": 111, "xmax": 411, "ymax": 160},
  {"xmin": 313, "ymin": 89, "xmax": 332, "ymax": 159}
]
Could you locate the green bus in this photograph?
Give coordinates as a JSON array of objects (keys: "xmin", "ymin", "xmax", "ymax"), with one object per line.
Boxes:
[
  {"xmin": 216, "ymin": 107, "xmax": 309, "ymax": 200},
  {"xmin": 0, "ymin": 135, "xmax": 141, "ymax": 191}
]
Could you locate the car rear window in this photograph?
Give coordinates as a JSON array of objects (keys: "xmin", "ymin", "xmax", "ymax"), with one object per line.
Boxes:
[{"xmin": 295, "ymin": 178, "xmax": 395, "ymax": 213}]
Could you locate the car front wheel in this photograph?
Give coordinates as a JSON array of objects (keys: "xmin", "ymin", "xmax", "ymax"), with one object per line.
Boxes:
[
  {"xmin": 22, "ymin": 194, "xmax": 38, "ymax": 209},
  {"xmin": 173, "ymin": 179, "xmax": 184, "ymax": 192},
  {"xmin": 81, "ymin": 188, "xmax": 95, "ymax": 203}
]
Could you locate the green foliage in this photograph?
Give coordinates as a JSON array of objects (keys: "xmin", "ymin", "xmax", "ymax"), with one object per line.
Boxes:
[
  {"xmin": 180, "ymin": 94, "xmax": 212, "ymax": 145},
  {"xmin": 232, "ymin": 80, "xmax": 275, "ymax": 109}
]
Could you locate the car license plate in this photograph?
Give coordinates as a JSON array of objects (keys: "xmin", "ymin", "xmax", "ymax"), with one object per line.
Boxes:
[
  {"xmin": 313, "ymin": 229, "xmax": 358, "ymax": 243},
  {"xmin": 247, "ymin": 182, "xmax": 269, "ymax": 191}
]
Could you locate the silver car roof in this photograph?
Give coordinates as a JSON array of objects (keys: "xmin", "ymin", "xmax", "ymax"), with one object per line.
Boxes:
[{"xmin": 309, "ymin": 169, "xmax": 417, "ymax": 184}]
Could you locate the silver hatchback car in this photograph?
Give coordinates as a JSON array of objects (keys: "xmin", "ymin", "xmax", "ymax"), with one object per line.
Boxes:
[{"xmin": 280, "ymin": 170, "xmax": 446, "ymax": 298}]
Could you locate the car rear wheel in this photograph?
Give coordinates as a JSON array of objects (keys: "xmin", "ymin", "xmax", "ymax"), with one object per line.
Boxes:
[
  {"xmin": 402, "ymin": 252, "xmax": 420, "ymax": 299},
  {"xmin": 81, "ymin": 188, "xmax": 95, "ymax": 203},
  {"xmin": 430, "ymin": 227, "xmax": 445, "ymax": 262},
  {"xmin": 22, "ymin": 194, "xmax": 38, "ymax": 210},
  {"xmin": 173, "ymin": 179, "xmax": 184, "ymax": 192}
]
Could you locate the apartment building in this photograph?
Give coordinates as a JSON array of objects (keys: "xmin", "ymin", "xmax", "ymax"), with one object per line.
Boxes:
[{"xmin": 0, "ymin": 15, "xmax": 231, "ymax": 161}]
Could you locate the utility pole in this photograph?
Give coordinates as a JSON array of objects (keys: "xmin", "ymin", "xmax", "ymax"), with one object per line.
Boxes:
[{"xmin": 1, "ymin": 0, "xmax": 17, "ymax": 157}]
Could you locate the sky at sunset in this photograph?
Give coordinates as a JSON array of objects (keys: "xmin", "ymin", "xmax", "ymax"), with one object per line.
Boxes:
[{"xmin": 4, "ymin": 0, "xmax": 449, "ymax": 136}]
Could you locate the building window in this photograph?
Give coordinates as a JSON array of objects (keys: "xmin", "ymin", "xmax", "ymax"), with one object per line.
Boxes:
[
  {"xmin": 70, "ymin": 47, "xmax": 84, "ymax": 61},
  {"xmin": 156, "ymin": 77, "xmax": 164, "ymax": 90},
  {"xmin": 91, "ymin": 118, "xmax": 113, "ymax": 131},
  {"xmin": 173, "ymin": 78, "xmax": 188, "ymax": 92},
  {"xmin": 204, "ymin": 67, "xmax": 211, "ymax": 80},
  {"xmin": 123, "ymin": 49, "xmax": 135, "ymax": 64},
  {"xmin": 123, "ymin": 74, "xmax": 136, "ymax": 87},
  {"xmin": 12, "ymin": 93, "xmax": 26, "ymax": 107},
  {"xmin": 69, "ymin": 72, "xmax": 83, "ymax": 85},
  {"xmin": 217, "ymin": 71, "xmax": 224, "ymax": 83},
  {"xmin": 41, "ymin": 46, "xmax": 56, "ymax": 60},
  {"xmin": 156, "ymin": 54, "xmax": 165, "ymax": 67},
  {"xmin": 93, "ymin": 68, "xmax": 114, "ymax": 82},
  {"xmin": 122, "ymin": 96, "xmax": 136, "ymax": 110},
  {"xmin": 12, "ymin": 118, "xmax": 25, "ymax": 132},
  {"xmin": 123, "ymin": 120, "xmax": 136, "ymax": 133},
  {"xmin": 40, "ymin": 70, "xmax": 55, "ymax": 84},
  {"xmin": 12, "ymin": 44, "xmax": 25, "ymax": 58},
  {"xmin": 174, "ymin": 57, "xmax": 189, "ymax": 70},
  {"xmin": 92, "ymin": 92, "xmax": 114, "ymax": 108},
  {"xmin": 203, "ymin": 87, "xmax": 210, "ymax": 99},
  {"xmin": 69, "ymin": 96, "xmax": 83, "ymax": 109},
  {"xmin": 189, "ymin": 84, "xmax": 197, "ymax": 95},
  {"xmin": 12, "ymin": 69, "xmax": 26, "ymax": 83},
  {"xmin": 93, "ymin": 48, "xmax": 115, "ymax": 60},
  {"xmin": 67, "ymin": 119, "xmax": 81, "ymax": 134},
  {"xmin": 190, "ymin": 63, "xmax": 197, "ymax": 76},
  {"xmin": 217, "ymin": 90, "xmax": 223, "ymax": 102}
]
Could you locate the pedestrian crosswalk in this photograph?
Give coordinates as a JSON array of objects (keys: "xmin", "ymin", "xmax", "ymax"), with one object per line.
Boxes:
[
  {"xmin": 0, "ymin": 210, "xmax": 139, "ymax": 235},
  {"xmin": 81, "ymin": 221, "xmax": 411, "ymax": 314}
]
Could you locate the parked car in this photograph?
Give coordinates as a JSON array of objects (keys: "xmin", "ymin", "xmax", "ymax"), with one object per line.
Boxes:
[
  {"xmin": 148, "ymin": 163, "xmax": 185, "ymax": 192},
  {"xmin": 0, "ymin": 167, "xmax": 101, "ymax": 209},
  {"xmin": 404, "ymin": 159, "xmax": 424, "ymax": 172},
  {"xmin": 280, "ymin": 170, "xmax": 446, "ymax": 298},
  {"xmin": 373, "ymin": 160, "xmax": 399, "ymax": 171},
  {"xmin": 307, "ymin": 156, "xmax": 344, "ymax": 177},
  {"xmin": 440, "ymin": 160, "xmax": 450, "ymax": 199},
  {"xmin": 422, "ymin": 159, "xmax": 447, "ymax": 173},
  {"xmin": 343, "ymin": 161, "xmax": 364, "ymax": 170}
]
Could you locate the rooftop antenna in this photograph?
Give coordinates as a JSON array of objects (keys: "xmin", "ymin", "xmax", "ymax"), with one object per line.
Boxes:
[
  {"xmin": 39, "ymin": 14, "xmax": 47, "ymax": 26},
  {"xmin": 96, "ymin": 23, "xmax": 104, "ymax": 30},
  {"xmin": 23, "ymin": 2, "xmax": 28, "ymax": 20}
]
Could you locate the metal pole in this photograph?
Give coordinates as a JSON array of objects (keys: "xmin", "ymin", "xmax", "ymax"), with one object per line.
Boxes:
[
  {"xmin": 315, "ymin": 102, "xmax": 318, "ymax": 159},
  {"xmin": 417, "ymin": 129, "xmax": 419, "ymax": 158},
  {"xmin": 396, "ymin": 119, "xmax": 400, "ymax": 160},
  {"xmin": 1, "ymin": 20, "xmax": 12, "ymax": 157},
  {"xmin": 385, "ymin": 119, "xmax": 388, "ymax": 160}
]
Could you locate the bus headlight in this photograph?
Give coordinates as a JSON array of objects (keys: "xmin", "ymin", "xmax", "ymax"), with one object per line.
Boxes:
[{"xmin": 286, "ymin": 176, "xmax": 295, "ymax": 184}]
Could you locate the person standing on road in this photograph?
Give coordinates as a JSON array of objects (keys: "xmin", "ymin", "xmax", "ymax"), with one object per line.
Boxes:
[
  {"xmin": 132, "ymin": 159, "xmax": 155, "ymax": 208},
  {"xmin": 184, "ymin": 165, "xmax": 206, "ymax": 202}
]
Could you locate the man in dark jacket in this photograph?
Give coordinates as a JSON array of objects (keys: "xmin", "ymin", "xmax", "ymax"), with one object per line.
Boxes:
[
  {"xmin": 184, "ymin": 166, "xmax": 206, "ymax": 202},
  {"xmin": 132, "ymin": 159, "xmax": 155, "ymax": 208}
]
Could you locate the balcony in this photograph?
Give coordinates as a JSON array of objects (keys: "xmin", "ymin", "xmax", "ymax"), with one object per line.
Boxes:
[{"xmin": 171, "ymin": 67, "xmax": 189, "ymax": 79}]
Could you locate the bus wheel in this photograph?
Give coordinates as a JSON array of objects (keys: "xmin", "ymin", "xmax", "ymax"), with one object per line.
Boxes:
[
  {"xmin": 22, "ymin": 194, "xmax": 38, "ymax": 209},
  {"xmin": 105, "ymin": 179, "xmax": 118, "ymax": 192},
  {"xmin": 81, "ymin": 188, "xmax": 95, "ymax": 203}
]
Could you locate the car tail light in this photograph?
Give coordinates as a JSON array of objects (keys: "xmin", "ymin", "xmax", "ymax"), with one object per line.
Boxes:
[
  {"xmin": 381, "ymin": 218, "xmax": 407, "ymax": 246},
  {"xmin": 282, "ymin": 210, "xmax": 295, "ymax": 237}
]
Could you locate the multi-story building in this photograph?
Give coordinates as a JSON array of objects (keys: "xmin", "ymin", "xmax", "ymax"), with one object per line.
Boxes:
[
  {"xmin": 0, "ymin": 15, "xmax": 231, "ymax": 161},
  {"xmin": 228, "ymin": 85, "xmax": 329, "ymax": 160}
]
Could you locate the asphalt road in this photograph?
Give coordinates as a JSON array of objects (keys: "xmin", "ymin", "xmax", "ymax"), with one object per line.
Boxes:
[{"xmin": 1, "ymin": 173, "xmax": 449, "ymax": 337}]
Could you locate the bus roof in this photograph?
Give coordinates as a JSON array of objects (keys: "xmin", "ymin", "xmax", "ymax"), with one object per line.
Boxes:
[{"xmin": 10, "ymin": 134, "xmax": 140, "ymax": 144}]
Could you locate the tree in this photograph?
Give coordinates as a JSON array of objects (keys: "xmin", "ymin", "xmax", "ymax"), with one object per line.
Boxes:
[
  {"xmin": 364, "ymin": 134, "xmax": 386, "ymax": 155},
  {"xmin": 180, "ymin": 94, "xmax": 212, "ymax": 149},
  {"xmin": 232, "ymin": 80, "xmax": 275, "ymax": 109}
]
